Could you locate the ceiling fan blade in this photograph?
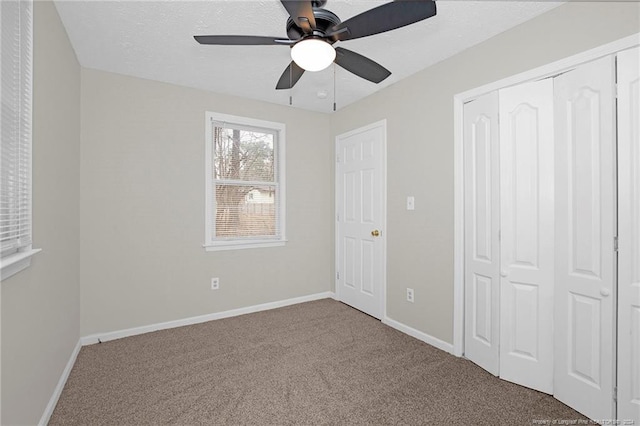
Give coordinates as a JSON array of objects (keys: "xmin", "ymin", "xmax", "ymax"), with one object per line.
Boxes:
[
  {"xmin": 275, "ymin": 61, "xmax": 306, "ymax": 90},
  {"xmin": 328, "ymin": 0, "xmax": 436, "ymax": 41},
  {"xmin": 194, "ymin": 35, "xmax": 294, "ymax": 45},
  {"xmin": 280, "ymin": 0, "xmax": 316, "ymax": 33},
  {"xmin": 334, "ymin": 47, "xmax": 391, "ymax": 84}
]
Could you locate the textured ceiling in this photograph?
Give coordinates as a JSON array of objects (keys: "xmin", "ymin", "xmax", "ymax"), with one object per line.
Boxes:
[{"xmin": 54, "ymin": 0, "xmax": 563, "ymax": 113}]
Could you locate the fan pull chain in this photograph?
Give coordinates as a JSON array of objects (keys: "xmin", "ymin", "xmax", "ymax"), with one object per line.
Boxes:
[
  {"xmin": 333, "ymin": 63, "xmax": 337, "ymax": 112},
  {"xmin": 289, "ymin": 62, "xmax": 293, "ymax": 106}
]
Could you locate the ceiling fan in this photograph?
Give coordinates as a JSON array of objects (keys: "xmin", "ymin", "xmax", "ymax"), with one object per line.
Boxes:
[{"xmin": 194, "ymin": 0, "xmax": 437, "ymax": 90}]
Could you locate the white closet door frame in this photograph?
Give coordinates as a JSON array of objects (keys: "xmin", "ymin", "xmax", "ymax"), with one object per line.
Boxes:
[
  {"xmin": 617, "ymin": 46, "xmax": 640, "ymax": 424},
  {"xmin": 453, "ymin": 32, "xmax": 640, "ymax": 357}
]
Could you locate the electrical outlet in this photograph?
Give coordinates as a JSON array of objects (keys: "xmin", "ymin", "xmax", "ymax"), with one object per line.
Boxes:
[
  {"xmin": 211, "ymin": 277, "xmax": 220, "ymax": 290},
  {"xmin": 406, "ymin": 288, "xmax": 414, "ymax": 303}
]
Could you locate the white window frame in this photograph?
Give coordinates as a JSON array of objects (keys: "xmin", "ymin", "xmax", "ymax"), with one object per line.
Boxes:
[
  {"xmin": 1, "ymin": 0, "xmax": 40, "ymax": 281},
  {"xmin": 204, "ymin": 112, "xmax": 286, "ymax": 251}
]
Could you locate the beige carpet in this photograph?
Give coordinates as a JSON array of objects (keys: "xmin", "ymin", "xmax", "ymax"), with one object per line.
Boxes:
[{"xmin": 50, "ymin": 299, "xmax": 585, "ymax": 425}]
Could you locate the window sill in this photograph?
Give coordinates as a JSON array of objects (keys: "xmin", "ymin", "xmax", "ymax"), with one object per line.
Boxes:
[
  {"xmin": 1, "ymin": 248, "xmax": 42, "ymax": 282},
  {"xmin": 204, "ymin": 240, "xmax": 287, "ymax": 252}
]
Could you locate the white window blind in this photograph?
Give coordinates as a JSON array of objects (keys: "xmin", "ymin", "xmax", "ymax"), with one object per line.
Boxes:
[
  {"xmin": 205, "ymin": 112, "xmax": 286, "ymax": 250},
  {"xmin": 1, "ymin": 0, "xmax": 33, "ymax": 259}
]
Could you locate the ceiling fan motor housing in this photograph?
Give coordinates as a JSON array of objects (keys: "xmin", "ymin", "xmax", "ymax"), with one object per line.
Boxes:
[{"xmin": 286, "ymin": 8, "xmax": 341, "ymax": 40}]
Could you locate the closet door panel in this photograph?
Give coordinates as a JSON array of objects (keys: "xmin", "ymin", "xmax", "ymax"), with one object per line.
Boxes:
[
  {"xmin": 617, "ymin": 46, "xmax": 640, "ymax": 424},
  {"xmin": 554, "ymin": 55, "xmax": 615, "ymax": 421},
  {"xmin": 499, "ymin": 79, "xmax": 555, "ymax": 394},
  {"xmin": 463, "ymin": 92, "xmax": 500, "ymax": 375}
]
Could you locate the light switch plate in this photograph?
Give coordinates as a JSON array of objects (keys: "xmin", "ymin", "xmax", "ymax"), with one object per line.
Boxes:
[{"xmin": 407, "ymin": 196, "xmax": 415, "ymax": 210}]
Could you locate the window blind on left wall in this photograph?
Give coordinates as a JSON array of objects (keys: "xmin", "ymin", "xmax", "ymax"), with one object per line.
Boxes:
[{"xmin": 1, "ymin": 0, "xmax": 33, "ymax": 258}]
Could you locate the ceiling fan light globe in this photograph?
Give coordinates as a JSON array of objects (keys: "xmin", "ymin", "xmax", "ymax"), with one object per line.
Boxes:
[{"xmin": 291, "ymin": 39, "xmax": 336, "ymax": 72}]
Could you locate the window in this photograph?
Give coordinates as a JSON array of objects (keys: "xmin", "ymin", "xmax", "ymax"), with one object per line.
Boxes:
[
  {"xmin": 204, "ymin": 112, "xmax": 286, "ymax": 251},
  {"xmin": 0, "ymin": 0, "xmax": 39, "ymax": 280}
]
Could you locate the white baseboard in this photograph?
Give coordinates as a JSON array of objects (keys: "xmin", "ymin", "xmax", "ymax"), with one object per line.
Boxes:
[
  {"xmin": 80, "ymin": 291, "xmax": 335, "ymax": 346},
  {"xmin": 39, "ymin": 340, "xmax": 81, "ymax": 426},
  {"xmin": 382, "ymin": 316, "xmax": 454, "ymax": 354}
]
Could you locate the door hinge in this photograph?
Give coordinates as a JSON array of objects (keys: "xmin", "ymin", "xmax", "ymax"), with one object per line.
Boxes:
[
  {"xmin": 337, "ymin": 272, "xmax": 340, "ymax": 280},
  {"xmin": 614, "ymin": 236, "xmax": 619, "ymax": 252},
  {"xmin": 613, "ymin": 387, "xmax": 617, "ymax": 402},
  {"xmin": 336, "ymin": 155, "xmax": 340, "ymax": 163}
]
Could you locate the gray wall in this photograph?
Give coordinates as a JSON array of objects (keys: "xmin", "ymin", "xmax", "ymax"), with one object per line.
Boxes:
[
  {"xmin": 331, "ymin": 1, "xmax": 640, "ymax": 344},
  {"xmin": 1, "ymin": 1, "xmax": 81, "ymax": 424},
  {"xmin": 79, "ymin": 69, "xmax": 333, "ymax": 336}
]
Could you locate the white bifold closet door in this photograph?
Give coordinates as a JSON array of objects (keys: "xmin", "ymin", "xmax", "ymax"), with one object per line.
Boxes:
[
  {"xmin": 463, "ymin": 48, "xmax": 634, "ymax": 422},
  {"xmin": 617, "ymin": 46, "xmax": 640, "ymax": 424},
  {"xmin": 498, "ymin": 79, "xmax": 555, "ymax": 394},
  {"xmin": 463, "ymin": 92, "xmax": 500, "ymax": 376},
  {"xmin": 554, "ymin": 55, "xmax": 616, "ymax": 421}
]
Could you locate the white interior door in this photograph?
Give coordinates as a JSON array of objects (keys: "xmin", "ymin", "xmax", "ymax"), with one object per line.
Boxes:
[
  {"xmin": 554, "ymin": 56, "xmax": 616, "ymax": 421},
  {"xmin": 463, "ymin": 92, "xmax": 500, "ymax": 376},
  {"xmin": 617, "ymin": 46, "xmax": 640, "ymax": 424},
  {"xmin": 336, "ymin": 121, "xmax": 386, "ymax": 319},
  {"xmin": 498, "ymin": 79, "xmax": 555, "ymax": 394}
]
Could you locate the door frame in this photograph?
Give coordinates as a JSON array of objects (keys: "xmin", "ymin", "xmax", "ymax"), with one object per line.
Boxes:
[
  {"xmin": 452, "ymin": 32, "xmax": 640, "ymax": 357},
  {"xmin": 334, "ymin": 119, "xmax": 388, "ymax": 320}
]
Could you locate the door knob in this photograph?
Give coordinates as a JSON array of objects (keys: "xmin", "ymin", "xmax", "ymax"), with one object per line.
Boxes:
[
  {"xmin": 371, "ymin": 230, "xmax": 380, "ymax": 237},
  {"xmin": 500, "ymin": 270, "xmax": 508, "ymax": 277},
  {"xmin": 600, "ymin": 288, "xmax": 610, "ymax": 297}
]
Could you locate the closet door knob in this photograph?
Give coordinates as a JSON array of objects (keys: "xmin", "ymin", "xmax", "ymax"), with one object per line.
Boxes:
[
  {"xmin": 500, "ymin": 270, "xmax": 508, "ymax": 277},
  {"xmin": 600, "ymin": 288, "xmax": 610, "ymax": 297}
]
